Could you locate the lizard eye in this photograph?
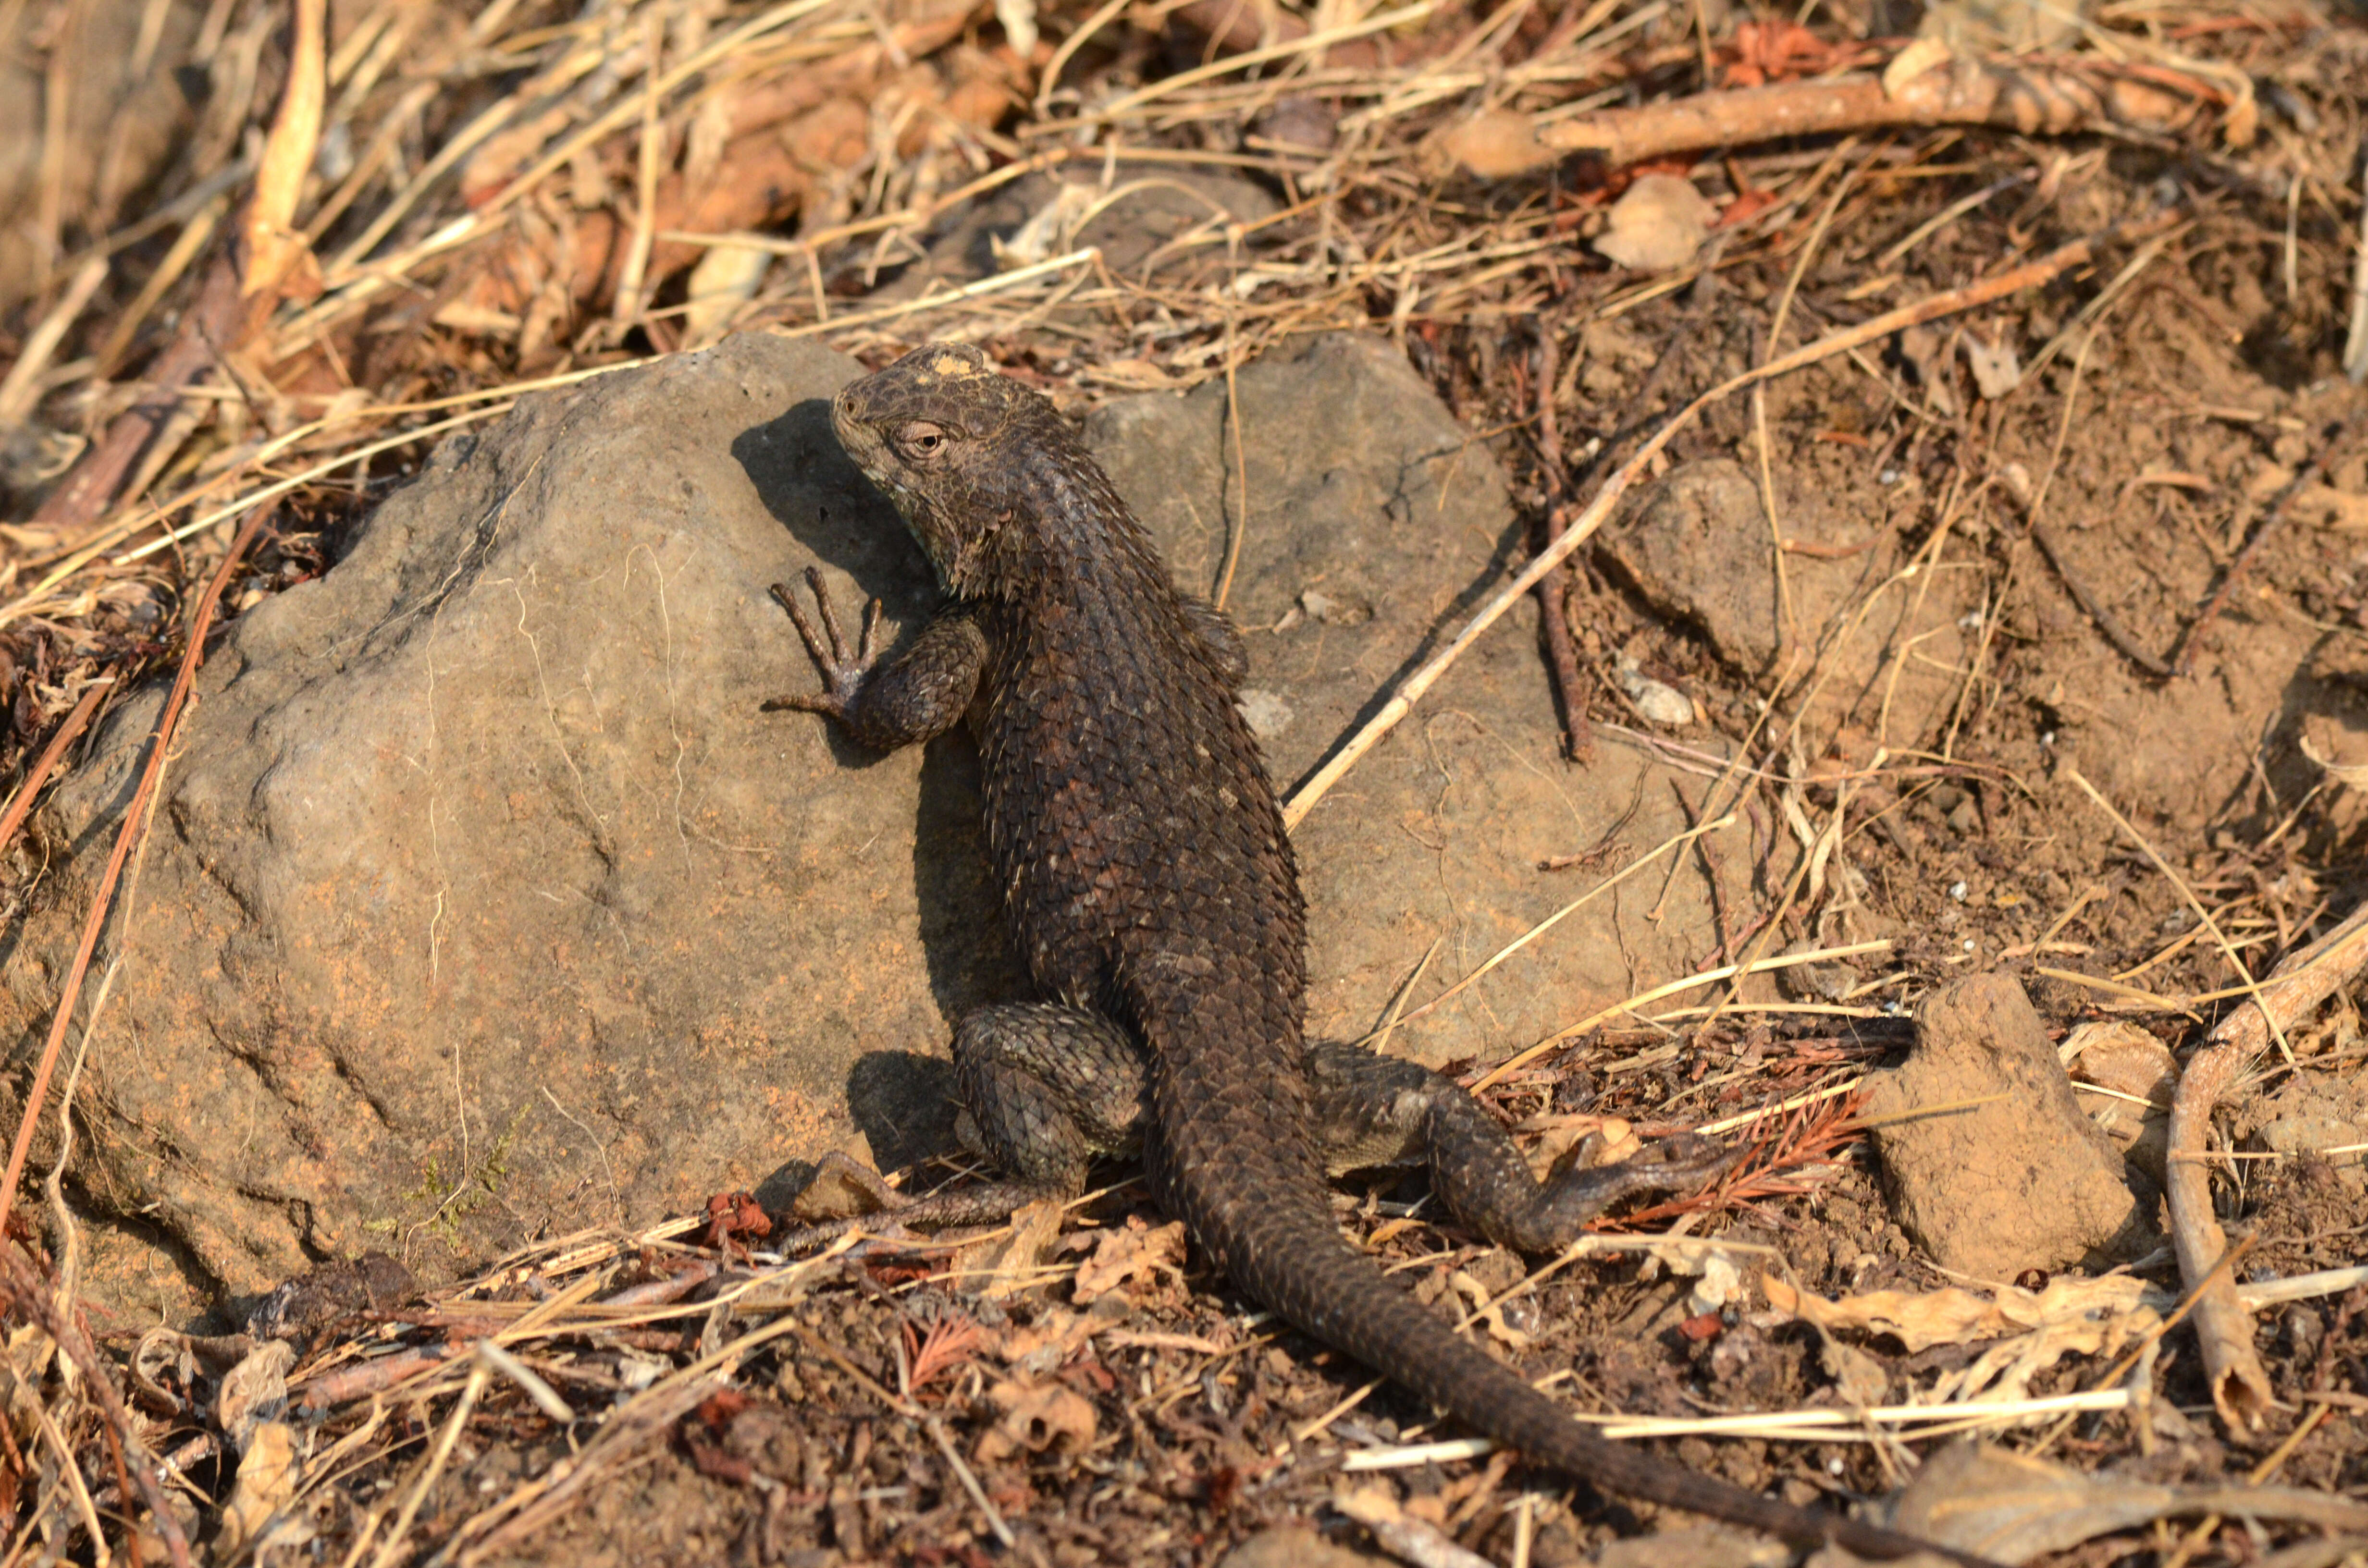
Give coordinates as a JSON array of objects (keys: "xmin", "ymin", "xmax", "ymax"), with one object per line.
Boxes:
[{"xmin": 893, "ymin": 421, "xmax": 951, "ymax": 462}]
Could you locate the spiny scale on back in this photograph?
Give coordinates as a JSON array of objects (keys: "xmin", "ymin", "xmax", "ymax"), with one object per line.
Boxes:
[
  {"xmin": 829, "ymin": 343, "xmax": 1308, "ymax": 1109},
  {"xmin": 810, "ymin": 343, "xmax": 1991, "ymax": 1568}
]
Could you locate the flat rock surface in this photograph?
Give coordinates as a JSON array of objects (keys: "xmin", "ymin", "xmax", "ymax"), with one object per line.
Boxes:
[
  {"xmin": 7, "ymin": 331, "xmax": 1729, "ymax": 1300},
  {"xmin": 1864, "ymin": 974, "xmax": 2152, "ymax": 1279},
  {"xmin": 1089, "ymin": 332, "xmax": 1727, "ymax": 1065},
  {"xmin": 11, "ymin": 334, "xmax": 974, "ymax": 1297}
]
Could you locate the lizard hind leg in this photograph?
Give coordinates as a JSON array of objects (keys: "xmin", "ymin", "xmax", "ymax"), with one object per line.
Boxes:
[
  {"xmin": 887, "ymin": 1001, "xmax": 1152, "ymax": 1230},
  {"xmin": 1306, "ymin": 1041, "xmax": 1734, "ymax": 1255}
]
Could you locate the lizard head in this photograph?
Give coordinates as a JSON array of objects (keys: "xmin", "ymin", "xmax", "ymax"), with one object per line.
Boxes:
[{"xmin": 830, "ymin": 342, "xmax": 1086, "ymax": 597}]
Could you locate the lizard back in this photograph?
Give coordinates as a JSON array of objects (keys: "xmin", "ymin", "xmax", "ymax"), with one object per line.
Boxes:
[{"xmin": 822, "ymin": 343, "xmax": 1991, "ymax": 1568}]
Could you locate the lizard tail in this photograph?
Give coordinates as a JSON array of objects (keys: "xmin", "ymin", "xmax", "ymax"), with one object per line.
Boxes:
[{"xmin": 1197, "ymin": 1182, "xmax": 2000, "ymax": 1568}]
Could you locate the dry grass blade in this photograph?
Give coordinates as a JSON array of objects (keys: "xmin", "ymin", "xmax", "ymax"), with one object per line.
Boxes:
[
  {"xmin": 0, "ymin": 1, "xmax": 2356, "ymax": 1559},
  {"xmin": 0, "ymin": 1242, "xmax": 193, "ymax": 1567},
  {"xmin": 0, "ymin": 681, "xmax": 109, "ymax": 859}
]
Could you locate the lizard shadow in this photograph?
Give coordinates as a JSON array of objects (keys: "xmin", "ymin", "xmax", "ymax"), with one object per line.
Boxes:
[{"xmin": 732, "ymin": 398, "xmax": 1030, "ymax": 1177}]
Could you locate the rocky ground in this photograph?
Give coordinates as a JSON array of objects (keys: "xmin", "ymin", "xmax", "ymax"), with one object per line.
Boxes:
[{"xmin": 0, "ymin": 0, "xmax": 2363, "ymax": 1563}]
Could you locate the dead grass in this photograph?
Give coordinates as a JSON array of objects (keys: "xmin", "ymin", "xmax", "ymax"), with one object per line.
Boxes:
[{"xmin": 0, "ymin": 0, "xmax": 2364, "ymax": 1561}]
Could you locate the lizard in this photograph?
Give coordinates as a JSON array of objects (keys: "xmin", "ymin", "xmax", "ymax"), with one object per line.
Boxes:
[{"xmin": 767, "ymin": 341, "xmax": 1991, "ymax": 1567}]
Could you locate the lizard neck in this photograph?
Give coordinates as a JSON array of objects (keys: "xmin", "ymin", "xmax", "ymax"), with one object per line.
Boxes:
[{"xmin": 956, "ymin": 441, "xmax": 1175, "ymax": 615}]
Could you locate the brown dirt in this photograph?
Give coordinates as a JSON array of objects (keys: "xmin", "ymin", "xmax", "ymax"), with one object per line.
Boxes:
[{"xmin": 4, "ymin": 0, "xmax": 2367, "ymax": 1564}]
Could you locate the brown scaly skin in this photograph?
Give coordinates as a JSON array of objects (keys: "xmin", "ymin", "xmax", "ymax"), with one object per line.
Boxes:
[{"xmin": 770, "ymin": 343, "xmax": 1993, "ymax": 1568}]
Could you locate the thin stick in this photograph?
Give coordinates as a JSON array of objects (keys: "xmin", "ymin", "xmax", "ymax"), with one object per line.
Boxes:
[
  {"xmin": 925, "ymin": 1415, "xmax": 1016, "ymax": 1549},
  {"xmin": 0, "ymin": 508, "xmax": 269, "ymax": 1229},
  {"xmin": 0, "ymin": 682, "xmax": 110, "ymax": 859},
  {"xmin": 2173, "ymin": 411, "xmax": 2368, "ymax": 674},
  {"xmin": 2169, "ymin": 897, "xmax": 2368, "ymax": 1433},
  {"xmin": 2062, "ymin": 768, "xmax": 2285, "ymax": 1060},
  {"xmin": 1280, "ymin": 206, "xmax": 2185, "ymax": 830},
  {"xmin": 2027, "ymin": 514, "xmax": 2173, "ymax": 677},
  {"xmin": 1529, "ymin": 320, "xmax": 1591, "ymax": 759}
]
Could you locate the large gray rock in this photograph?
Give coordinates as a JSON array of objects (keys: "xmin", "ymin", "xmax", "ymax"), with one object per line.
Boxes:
[
  {"xmin": 12, "ymin": 335, "xmax": 968, "ymax": 1295},
  {"xmin": 1089, "ymin": 333, "xmax": 1727, "ymax": 1065},
  {"xmin": 9, "ymin": 331, "xmax": 1732, "ymax": 1299}
]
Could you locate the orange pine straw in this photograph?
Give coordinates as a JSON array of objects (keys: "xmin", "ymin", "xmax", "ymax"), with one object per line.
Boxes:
[{"xmin": 0, "ymin": 507, "xmax": 271, "ymax": 1230}]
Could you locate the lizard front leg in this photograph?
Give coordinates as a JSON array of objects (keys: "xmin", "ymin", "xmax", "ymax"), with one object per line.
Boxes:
[
  {"xmin": 766, "ymin": 566, "xmax": 986, "ymax": 751},
  {"xmin": 1307, "ymin": 1042, "xmax": 1734, "ymax": 1254}
]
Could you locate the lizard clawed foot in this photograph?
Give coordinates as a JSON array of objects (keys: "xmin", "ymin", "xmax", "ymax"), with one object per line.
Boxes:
[
  {"xmin": 765, "ymin": 567, "xmax": 884, "ymax": 718},
  {"xmin": 773, "ymin": 1151, "xmax": 915, "ymax": 1254},
  {"xmin": 1522, "ymin": 1131, "xmax": 1742, "ymax": 1236},
  {"xmin": 1609, "ymin": 1131, "xmax": 1739, "ymax": 1184}
]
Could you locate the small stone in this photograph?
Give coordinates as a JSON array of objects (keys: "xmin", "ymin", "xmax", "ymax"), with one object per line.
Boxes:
[
  {"xmin": 1598, "ymin": 459, "xmax": 1780, "ymax": 674},
  {"xmin": 1615, "ymin": 658, "xmax": 1697, "ymax": 726},
  {"xmin": 1863, "ymin": 974, "xmax": 2151, "ymax": 1277},
  {"xmin": 1236, "ymin": 688, "xmax": 1295, "ymax": 740},
  {"xmin": 1593, "ymin": 174, "xmax": 1718, "ymax": 272}
]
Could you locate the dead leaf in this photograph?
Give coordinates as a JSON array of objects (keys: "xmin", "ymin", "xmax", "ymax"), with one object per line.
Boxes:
[
  {"xmin": 0, "ymin": 1324, "xmax": 53, "ymax": 1442},
  {"xmin": 1765, "ymin": 1274, "xmax": 2164, "ymax": 1404},
  {"xmin": 242, "ymin": 0, "xmax": 325, "ymax": 307},
  {"xmin": 1652, "ymin": 1243, "xmax": 1746, "ymax": 1315},
  {"xmin": 1764, "ymin": 1273, "xmax": 2163, "ymax": 1354},
  {"xmin": 1070, "ymin": 1216, "xmax": 1186, "ymax": 1306},
  {"xmin": 682, "ymin": 244, "xmax": 773, "ymax": 348},
  {"xmin": 956, "ymin": 1198, "xmax": 1067, "ymax": 1300},
  {"xmin": 992, "ymin": 0, "xmax": 1037, "ymax": 56},
  {"xmin": 993, "ymin": 1306, "xmax": 1107, "ymax": 1372},
  {"xmin": 1882, "ymin": 36, "xmax": 1953, "ymax": 97},
  {"xmin": 1819, "ymin": 1334, "xmax": 1890, "ymax": 1408},
  {"xmin": 2301, "ymin": 727, "xmax": 2368, "ymax": 791},
  {"xmin": 2298, "ymin": 485, "xmax": 2368, "ymax": 529},
  {"xmin": 1436, "ymin": 109, "xmax": 1555, "ymax": 179},
  {"xmin": 1893, "ymin": 1441, "xmax": 2368, "ymax": 1561},
  {"xmin": 2065, "ymin": 1021, "xmax": 2175, "ymax": 1176},
  {"xmin": 216, "ymin": 1339, "xmax": 295, "ymax": 1452},
  {"xmin": 975, "ymin": 1377, "xmax": 1097, "ymax": 1464},
  {"xmin": 1450, "ymin": 1272, "xmax": 1531, "ymax": 1351},
  {"xmin": 1594, "ymin": 175, "xmax": 1717, "ymax": 272},
  {"xmin": 790, "ymin": 1150, "xmax": 900, "ymax": 1222},
  {"xmin": 216, "ymin": 1418, "xmax": 303, "ymax": 1557},
  {"xmin": 1961, "ymin": 334, "xmax": 2022, "ymax": 399}
]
